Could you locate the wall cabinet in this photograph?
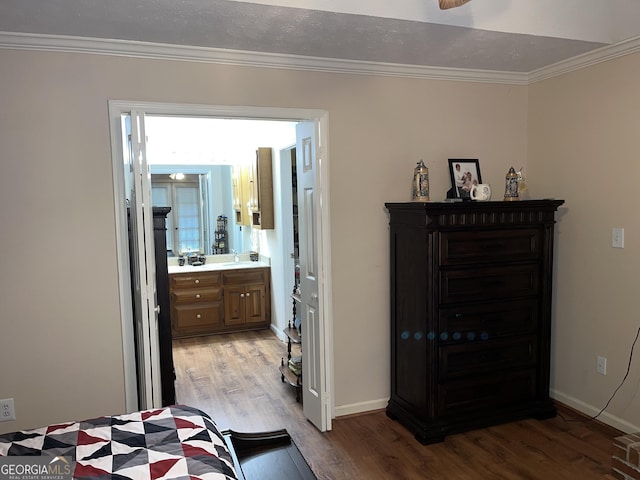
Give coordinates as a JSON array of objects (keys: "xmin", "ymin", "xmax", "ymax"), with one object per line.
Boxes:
[
  {"xmin": 385, "ymin": 200, "xmax": 564, "ymax": 444},
  {"xmin": 170, "ymin": 267, "xmax": 271, "ymax": 338},
  {"xmin": 232, "ymin": 148, "xmax": 274, "ymax": 229}
]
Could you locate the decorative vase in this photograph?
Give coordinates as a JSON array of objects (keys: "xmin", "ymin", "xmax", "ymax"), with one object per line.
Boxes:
[
  {"xmin": 504, "ymin": 166, "xmax": 519, "ymax": 201},
  {"xmin": 412, "ymin": 160, "xmax": 429, "ymax": 201}
]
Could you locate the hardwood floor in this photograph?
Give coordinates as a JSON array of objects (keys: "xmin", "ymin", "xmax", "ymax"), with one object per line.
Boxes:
[{"xmin": 173, "ymin": 329, "xmax": 619, "ymax": 480}]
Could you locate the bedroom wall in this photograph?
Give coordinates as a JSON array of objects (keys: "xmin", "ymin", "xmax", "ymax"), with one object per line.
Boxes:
[
  {"xmin": 528, "ymin": 51, "xmax": 640, "ymax": 432},
  {"xmin": 0, "ymin": 47, "xmax": 529, "ymax": 433}
]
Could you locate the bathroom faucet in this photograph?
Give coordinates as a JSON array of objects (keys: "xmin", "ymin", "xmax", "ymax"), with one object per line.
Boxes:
[{"xmin": 231, "ymin": 249, "xmax": 239, "ymax": 262}]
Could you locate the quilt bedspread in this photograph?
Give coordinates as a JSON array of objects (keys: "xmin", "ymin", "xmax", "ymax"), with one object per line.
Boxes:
[{"xmin": 0, "ymin": 404, "xmax": 238, "ymax": 479}]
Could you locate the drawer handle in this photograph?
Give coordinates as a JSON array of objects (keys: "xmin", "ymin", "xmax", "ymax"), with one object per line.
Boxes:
[
  {"xmin": 196, "ymin": 314, "xmax": 202, "ymax": 319},
  {"xmin": 194, "ymin": 279, "xmax": 200, "ymax": 284},
  {"xmin": 241, "ymin": 293, "xmax": 245, "ymax": 298},
  {"xmin": 246, "ymin": 293, "xmax": 250, "ymax": 297},
  {"xmin": 195, "ymin": 294, "xmax": 201, "ymax": 299}
]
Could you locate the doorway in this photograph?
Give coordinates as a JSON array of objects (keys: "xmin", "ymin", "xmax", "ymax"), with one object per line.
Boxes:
[{"xmin": 108, "ymin": 101, "xmax": 334, "ymax": 432}]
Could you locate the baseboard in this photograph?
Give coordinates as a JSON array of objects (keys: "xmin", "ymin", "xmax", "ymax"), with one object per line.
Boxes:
[
  {"xmin": 334, "ymin": 398, "xmax": 388, "ymax": 418},
  {"xmin": 334, "ymin": 392, "xmax": 640, "ymax": 435},
  {"xmin": 270, "ymin": 324, "xmax": 286, "ymax": 342},
  {"xmin": 550, "ymin": 389, "xmax": 640, "ymax": 434}
]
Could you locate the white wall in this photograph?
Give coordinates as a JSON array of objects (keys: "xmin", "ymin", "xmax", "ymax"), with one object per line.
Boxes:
[
  {"xmin": 6, "ymin": 46, "xmax": 636, "ymax": 434},
  {"xmin": 266, "ymin": 146, "xmax": 297, "ymax": 337},
  {"xmin": 529, "ymin": 51, "xmax": 640, "ymax": 432}
]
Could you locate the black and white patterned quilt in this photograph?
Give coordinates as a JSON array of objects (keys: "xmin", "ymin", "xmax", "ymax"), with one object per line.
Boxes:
[{"xmin": 0, "ymin": 404, "xmax": 238, "ymax": 479}]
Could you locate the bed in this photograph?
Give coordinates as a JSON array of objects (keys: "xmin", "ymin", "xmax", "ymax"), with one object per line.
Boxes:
[{"xmin": 0, "ymin": 404, "xmax": 316, "ymax": 480}]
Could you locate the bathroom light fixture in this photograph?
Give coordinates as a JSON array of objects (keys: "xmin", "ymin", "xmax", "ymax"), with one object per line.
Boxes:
[{"xmin": 169, "ymin": 173, "xmax": 185, "ymax": 180}]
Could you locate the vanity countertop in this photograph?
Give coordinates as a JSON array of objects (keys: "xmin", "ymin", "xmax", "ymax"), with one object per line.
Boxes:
[{"xmin": 167, "ymin": 254, "xmax": 270, "ymax": 275}]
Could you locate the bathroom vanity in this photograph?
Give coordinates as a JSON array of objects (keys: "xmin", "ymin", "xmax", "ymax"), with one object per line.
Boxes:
[{"xmin": 169, "ymin": 258, "xmax": 271, "ymax": 338}]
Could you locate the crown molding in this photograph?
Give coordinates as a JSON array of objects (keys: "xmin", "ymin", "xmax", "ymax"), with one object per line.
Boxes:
[
  {"xmin": 1, "ymin": 31, "xmax": 639, "ymax": 86},
  {"xmin": 0, "ymin": 31, "xmax": 528, "ymax": 85},
  {"xmin": 528, "ymin": 34, "xmax": 640, "ymax": 83}
]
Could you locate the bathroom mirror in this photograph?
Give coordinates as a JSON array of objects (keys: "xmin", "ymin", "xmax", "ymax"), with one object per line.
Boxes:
[
  {"xmin": 150, "ymin": 166, "xmax": 243, "ymax": 256},
  {"xmin": 144, "ymin": 114, "xmax": 297, "ymax": 257}
]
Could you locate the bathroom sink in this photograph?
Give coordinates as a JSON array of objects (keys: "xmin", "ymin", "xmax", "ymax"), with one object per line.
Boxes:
[{"xmin": 168, "ymin": 259, "xmax": 268, "ymax": 274}]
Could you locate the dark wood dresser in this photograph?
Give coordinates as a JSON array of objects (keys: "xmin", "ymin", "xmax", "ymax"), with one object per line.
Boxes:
[
  {"xmin": 152, "ymin": 206, "xmax": 176, "ymax": 407},
  {"xmin": 385, "ymin": 199, "xmax": 564, "ymax": 444}
]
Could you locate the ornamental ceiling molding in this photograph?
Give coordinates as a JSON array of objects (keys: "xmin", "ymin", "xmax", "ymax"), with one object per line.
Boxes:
[{"xmin": 0, "ymin": 31, "xmax": 639, "ymax": 86}]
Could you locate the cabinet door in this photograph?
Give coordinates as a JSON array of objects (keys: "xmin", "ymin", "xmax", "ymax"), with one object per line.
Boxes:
[
  {"xmin": 244, "ymin": 284, "xmax": 267, "ymax": 324},
  {"xmin": 224, "ymin": 286, "xmax": 246, "ymax": 326}
]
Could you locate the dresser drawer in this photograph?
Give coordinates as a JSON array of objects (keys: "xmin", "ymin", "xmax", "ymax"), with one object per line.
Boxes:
[
  {"xmin": 440, "ymin": 229, "xmax": 539, "ymax": 266},
  {"xmin": 222, "ymin": 268, "xmax": 267, "ymax": 285},
  {"xmin": 440, "ymin": 264, "xmax": 539, "ymax": 304},
  {"xmin": 172, "ymin": 303, "xmax": 224, "ymax": 332},
  {"xmin": 171, "ymin": 287, "xmax": 222, "ymax": 305},
  {"xmin": 439, "ymin": 299, "xmax": 538, "ymax": 343},
  {"xmin": 439, "ymin": 336, "xmax": 537, "ymax": 380},
  {"xmin": 437, "ymin": 369, "xmax": 537, "ymax": 416},
  {"xmin": 170, "ymin": 272, "xmax": 222, "ymax": 289}
]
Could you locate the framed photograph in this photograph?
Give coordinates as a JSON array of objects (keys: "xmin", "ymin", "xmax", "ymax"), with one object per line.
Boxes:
[{"xmin": 448, "ymin": 159, "xmax": 482, "ymax": 199}]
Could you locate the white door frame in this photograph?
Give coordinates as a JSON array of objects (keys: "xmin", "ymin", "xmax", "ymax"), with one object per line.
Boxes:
[{"xmin": 108, "ymin": 101, "xmax": 334, "ymax": 423}]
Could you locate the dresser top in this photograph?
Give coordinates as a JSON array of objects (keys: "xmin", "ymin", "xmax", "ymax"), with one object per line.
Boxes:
[
  {"xmin": 385, "ymin": 199, "xmax": 564, "ymax": 211},
  {"xmin": 385, "ymin": 199, "xmax": 565, "ymax": 228}
]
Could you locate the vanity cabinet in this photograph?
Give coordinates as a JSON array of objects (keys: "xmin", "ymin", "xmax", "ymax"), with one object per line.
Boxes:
[
  {"xmin": 385, "ymin": 200, "xmax": 564, "ymax": 444},
  {"xmin": 170, "ymin": 267, "xmax": 271, "ymax": 337},
  {"xmin": 222, "ymin": 268, "xmax": 270, "ymax": 328},
  {"xmin": 170, "ymin": 271, "xmax": 225, "ymax": 338}
]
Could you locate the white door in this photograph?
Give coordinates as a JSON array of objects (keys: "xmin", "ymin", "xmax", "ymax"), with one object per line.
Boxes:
[
  {"xmin": 296, "ymin": 121, "xmax": 331, "ymax": 431},
  {"xmin": 126, "ymin": 111, "xmax": 162, "ymax": 409},
  {"xmin": 111, "ymin": 102, "xmax": 332, "ymax": 419}
]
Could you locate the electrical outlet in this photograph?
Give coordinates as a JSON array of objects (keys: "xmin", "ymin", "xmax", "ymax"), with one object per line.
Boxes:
[
  {"xmin": 612, "ymin": 227, "xmax": 624, "ymax": 248},
  {"xmin": 0, "ymin": 398, "xmax": 16, "ymax": 421},
  {"xmin": 597, "ymin": 356, "xmax": 607, "ymax": 375}
]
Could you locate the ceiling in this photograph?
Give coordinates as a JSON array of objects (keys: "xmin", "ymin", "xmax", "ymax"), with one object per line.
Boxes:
[{"xmin": 1, "ymin": 0, "xmax": 640, "ymax": 74}]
